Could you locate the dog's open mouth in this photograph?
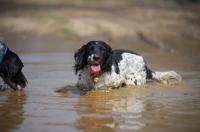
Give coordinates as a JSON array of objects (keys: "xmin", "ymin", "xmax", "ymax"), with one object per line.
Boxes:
[{"xmin": 90, "ymin": 64, "xmax": 101, "ymax": 72}]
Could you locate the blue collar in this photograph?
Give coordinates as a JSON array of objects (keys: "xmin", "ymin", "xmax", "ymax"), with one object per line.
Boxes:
[{"xmin": 0, "ymin": 44, "xmax": 7, "ymax": 63}]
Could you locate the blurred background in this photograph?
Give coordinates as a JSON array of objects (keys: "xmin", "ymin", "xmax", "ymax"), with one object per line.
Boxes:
[{"xmin": 0, "ymin": 0, "xmax": 200, "ymax": 55}]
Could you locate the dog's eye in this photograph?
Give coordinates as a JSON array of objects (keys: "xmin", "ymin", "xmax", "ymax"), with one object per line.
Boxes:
[
  {"xmin": 99, "ymin": 46, "xmax": 105, "ymax": 53},
  {"xmin": 88, "ymin": 46, "xmax": 94, "ymax": 52}
]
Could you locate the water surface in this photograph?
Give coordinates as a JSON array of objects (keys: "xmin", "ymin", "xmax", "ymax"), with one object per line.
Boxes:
[{"xmin": 0, "ymin": 50, "xmax": 200, "ymax": 132}]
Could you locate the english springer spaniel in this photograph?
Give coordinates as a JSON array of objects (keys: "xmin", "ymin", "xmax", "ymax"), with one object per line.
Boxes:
[
  {"xmin": 74, "ymin": 41, "xmax": 181, "ymax": 91},
  {"xmin": 0, "ymin": 37, "xmax": 28, "ymax": 90}
]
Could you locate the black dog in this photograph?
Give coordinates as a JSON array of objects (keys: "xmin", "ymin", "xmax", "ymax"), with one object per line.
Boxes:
[
  {"xmin": 74, "ymin": 41, "xmax": 181, "ymax": 91},
  {"xmin": 0, "ymin": 37, "xmax": 27, "ymax": 90}
]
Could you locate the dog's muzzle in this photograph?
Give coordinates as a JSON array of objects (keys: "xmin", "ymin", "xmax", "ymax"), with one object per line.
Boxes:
[{"xmin": 89, "ymin": 54, "xmax": 101, "ymax": 72}]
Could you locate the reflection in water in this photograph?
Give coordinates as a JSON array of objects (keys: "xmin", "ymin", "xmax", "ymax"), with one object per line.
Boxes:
[
  {"xmin": 61, "ymin": 87, "xmax": 147, "ymax": 131},
  {"xmin": 0, "ymin": 90, "xmax": 26, "ymax": 132},
  {"xmin": 76, "ymin": 116, "xmax": 115, "ymax": 132},
  {"xmin": 57, "ymin": 80, "xmax": 200, "ymax": 132}
]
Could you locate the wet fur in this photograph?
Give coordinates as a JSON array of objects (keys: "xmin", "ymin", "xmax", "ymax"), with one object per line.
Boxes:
[
  {"xmin": 0, "ymin": 48, "xmax": 27, "ymax": 90},
  {"xmin": 74, "ymin": 43, "xmax": 113, "ymax": 75},
  {"xmin": 74, "ymin": 41, "xmax": 181, "ymax": 91}
]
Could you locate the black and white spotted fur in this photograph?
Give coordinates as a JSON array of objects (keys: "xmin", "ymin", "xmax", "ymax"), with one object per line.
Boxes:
[{"xmin": 74, "ymin": 41, "xmax": 181, "ymax": 91}]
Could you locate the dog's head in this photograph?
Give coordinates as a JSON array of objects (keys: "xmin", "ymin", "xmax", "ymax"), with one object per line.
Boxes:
[
  {"xmin": 74, "ymin": 41, "xmax": 113, "ymax": 75},
  {"xmin": 0, "ymin": 37, "xmax": 28, "ymax": 90}
]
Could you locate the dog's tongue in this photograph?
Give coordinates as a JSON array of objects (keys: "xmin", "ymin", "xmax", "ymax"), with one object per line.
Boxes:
[{"xmin": 91, "ymin": 65, "xmax": 101, "ymax": 72}]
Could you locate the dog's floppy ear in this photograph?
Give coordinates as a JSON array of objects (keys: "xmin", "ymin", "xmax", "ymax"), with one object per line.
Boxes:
[
  {"xmin": 74, "ymin": 45, "xmax": 87, "ymax": 75},
  {"xmin": 101, "ymin": 44, "xmax": 113, "ymax": 73}
]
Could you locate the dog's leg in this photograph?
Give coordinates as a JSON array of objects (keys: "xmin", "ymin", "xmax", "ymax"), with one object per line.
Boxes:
[
  {"xmin": 1, "ymin": 76, "xmax": 10, "ymax": 89},
  {"xmin": 125, "ymin": 74, "xmax": 135, "ymax": 86},
  {"xmin": 5, "ymin": 77, "xmax": 11, "ymax": 89},
  {"xmin": 151, "ymin": 71, "xmax": 182, "ymax": 84},
  {"xmin": 76, "ymin": 70, "xmax": 93, "ymax": 91}
]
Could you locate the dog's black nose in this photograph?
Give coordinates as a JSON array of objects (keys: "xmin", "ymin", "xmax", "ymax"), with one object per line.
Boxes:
[{"xmin": 93, "ymin": 55, "xmax": 100, "ymax": 61}]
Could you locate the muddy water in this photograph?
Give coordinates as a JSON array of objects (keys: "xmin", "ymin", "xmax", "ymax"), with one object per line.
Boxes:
[{"xmin": 0, "ymin": 42, "xmax": 200, "ymax": 132}]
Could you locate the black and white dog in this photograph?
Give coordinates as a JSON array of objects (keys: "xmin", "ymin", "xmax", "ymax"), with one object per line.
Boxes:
[
  {"xmin": 0, "ymin": 37, "xmax": 27, "ymax": 90},
  {"xmin": 74, "ymin": 41, "xmax": 181, "ymax": 91}
]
